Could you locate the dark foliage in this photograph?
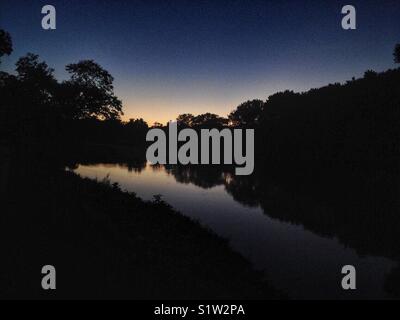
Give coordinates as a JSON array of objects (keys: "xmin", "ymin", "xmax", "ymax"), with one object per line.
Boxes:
[
  {"xmin": 60, "ymin": 60, "xmax": 123, "ymax": 120},
  {"xmin": 394, "ymin": 43, "xmax": 400, "ymax": 64},
  {"xmin": 2, "ymin": 27, "xmax": 400, "ymax": 298},
  {"xmin": 0, "ymin": 29, "xmax": 280, "ymax": 299},
  {"xmin": 176, "ymin": 112, "xmax": 228, "ymax": 129},
  {"xmin": 0, "ymin": 147, "xmax": 279, "ymax": 299},
  {"xmin": 228, "ymin": 99, "xmax": 264, "ymax": 127},
  {"xmin": 0, "ymin": 29, "xmax": 12, "ymax": 63}
]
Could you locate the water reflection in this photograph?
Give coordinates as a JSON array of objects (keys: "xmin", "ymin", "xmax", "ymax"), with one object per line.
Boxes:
[{"xmin": 75, "ymin": 162, "xmax": 399, "ymax": 299}]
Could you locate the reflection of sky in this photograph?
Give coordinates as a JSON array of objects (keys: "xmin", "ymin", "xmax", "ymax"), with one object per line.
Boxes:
[
  {"xmin": 1, "ymin": 0, "xmax": 399, "ymax": 124},
  {"xmin": 75, "ymin": 163, "xmax": 397, "ymax": 299}
]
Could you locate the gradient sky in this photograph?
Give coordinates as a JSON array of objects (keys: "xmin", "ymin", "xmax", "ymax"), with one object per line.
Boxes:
[{"xmin": 1, "ymin": 0, "xmax": 399, "ymax": 124}]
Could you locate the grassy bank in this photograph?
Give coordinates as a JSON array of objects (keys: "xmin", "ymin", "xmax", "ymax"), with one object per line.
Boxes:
[{"xmin": 0, "ymin": 151, "xmax": 280, "ymax": 299}]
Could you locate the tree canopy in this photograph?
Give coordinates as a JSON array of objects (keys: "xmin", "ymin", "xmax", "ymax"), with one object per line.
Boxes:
[
  {"xmin": 0, "ymin": 30, "xmax": 127, "ymax": 144},
  {"xmin": 176, "ymin": 113, "xmax": 228, "ymax": 129},
  {"xmin": 176, "ymin": 113, "xmax": 195, "ymax": 127},
  {"xmin": 394, "ymin": 43, "xmax": 400, "ymax": 64},
  {"xmin": 61, "ymin": 60, "xmax": 123, "ymax": 120},
  {"xmin": 0, "ymin": 29, "xmax": 12, "ymax": 64},
  {"xmin": 228, "ymin": 100, "xmax": 264, "ymax": 127}
]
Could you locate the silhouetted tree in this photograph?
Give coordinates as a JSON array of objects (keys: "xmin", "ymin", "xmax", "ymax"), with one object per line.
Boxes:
[
  {"xmin": 152, "ymin": 122, "xmax": 164, "ymax": 128},
  {"xmin": 12, "ymin": 53, "xmax": 57, "ymax": 120},
  {"xmin": 124, "ymin": 118, "xmax": 149, "ymax": 146},
  {"xmin": 228, "ymin": 100, "xmax": 264, "ymax": 127},
  {"xmin": 15, "ymin": 53, "xmax": 58, "ymax": 98},
  {"xmin": 0, "ymin": 29, "xmax": 12, "ymax": 64},
  {"xmin": 126, "ymin": 118, "xmax": 148, "ymax": 131},
  {"xmin": 0, "ymin": 29, "xmax": 14, "ymax": 139},
  {"xmin": 394, "ymin": 43, "xmax": 400, "ymax": 64},
  {"xmin": 364, "ymin": 70, "xmax": 378, "ymax": 79},
  {"xmin": 191, "ymin": 113, "xmax": 228, "ymax": 129},
  {"xmin": 0, "ymin": 29, "xmax": 13, "ymax": 93},
  {"xmin": 0, "ymin": 53, "xmax": 60, "ymax": 142},
  {"xmin": 60, "ymin": 60, "xmax": 123, "ymax": 120},
  {"xmin": 176, "ymin": 113, "xmax": 195, "ymax": 127}
]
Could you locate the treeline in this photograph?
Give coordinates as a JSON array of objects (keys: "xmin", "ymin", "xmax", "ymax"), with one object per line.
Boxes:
[
  {"xmin": 2, "ymin": 26, "xmax": 400, "ymax": 173},
  {"xmin": 259, "ymin": 68, "xmax": 400, "ymax": 168},
  {"xmin": 0, "ymin": 29, "xmax": 150, "ymax": 153},
  {"xmin": 173, "ymin": 54, "xmax": 400, "ymax": 176},
  {"xmin": 172, "ymin": 61, "xmax": 400, "ymax": 188},
  {"xmin": 0, "ymin": 30, "xmax": 282, "ymax": 299}
]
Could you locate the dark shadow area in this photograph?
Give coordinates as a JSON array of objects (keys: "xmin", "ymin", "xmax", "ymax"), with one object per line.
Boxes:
[
  {"xmin": 0, "ymin": 29, "xmax": 279, "ymax": 299},
  {"xmin": 158, "ymin": 65, "xmax": 400, "ymax": 298},
  {"xmin": 1, "ymin": 27, "xmax": 400, "ymax": 299}
]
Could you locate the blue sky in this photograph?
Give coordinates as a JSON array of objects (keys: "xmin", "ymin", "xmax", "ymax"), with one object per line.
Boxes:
[{"xmin": 1, "ymin": 0, "xmax": 399, "ymax": 123}]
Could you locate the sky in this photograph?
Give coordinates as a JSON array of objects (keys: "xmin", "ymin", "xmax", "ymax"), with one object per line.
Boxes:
[{"xmin": 1, "ymin": 0, "xmax": 399, "ymax": 124}]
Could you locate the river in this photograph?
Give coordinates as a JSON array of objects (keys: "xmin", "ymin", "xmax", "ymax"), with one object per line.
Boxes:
[{"xmin": 74, "ymin": 162, "xmax": 397, "ymax": 299}]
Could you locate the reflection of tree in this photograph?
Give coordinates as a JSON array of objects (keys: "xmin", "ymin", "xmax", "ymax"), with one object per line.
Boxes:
[
  {"xmin": 123, "ymin": 161, "xmax": 147, "ymax": 173},
  {"xmin": 224, "ymin": 173, "xmax": 261, "ymax": 207},
  {"xmin": 149, "ymin": 164, "xmax": 163, "ymax": 171},
  {"xmin": 385, "ymin": 265, "xmax": 400, "ymax": 298},
  {"xmin": 164, "ymin": 165, "xmax": 227, "ymax": 189},
  {"xmin": 166, "ymin": 163, "xmax": 400, "ymax": 298}
]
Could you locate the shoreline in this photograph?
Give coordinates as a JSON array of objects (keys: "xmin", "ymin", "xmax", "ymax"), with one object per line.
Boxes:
[{"xmin": 1, "ymin": 152, "xmax": 281, "ymax": 299}]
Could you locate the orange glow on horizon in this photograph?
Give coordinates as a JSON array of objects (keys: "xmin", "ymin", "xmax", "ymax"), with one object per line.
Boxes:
[{"xmin": 120, "ymin": 101, "xmax": 237, "ymax": 126}]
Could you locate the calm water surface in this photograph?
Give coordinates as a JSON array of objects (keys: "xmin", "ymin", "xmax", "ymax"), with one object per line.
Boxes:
[{"xmin": 74, "ymin": 163, "xmax": 397, "ymax": 299}]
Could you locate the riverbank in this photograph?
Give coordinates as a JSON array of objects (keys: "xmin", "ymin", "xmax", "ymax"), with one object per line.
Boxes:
[{"xmin": 0, "ymin": 153, "xmax": 280, "ymax": 299}]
